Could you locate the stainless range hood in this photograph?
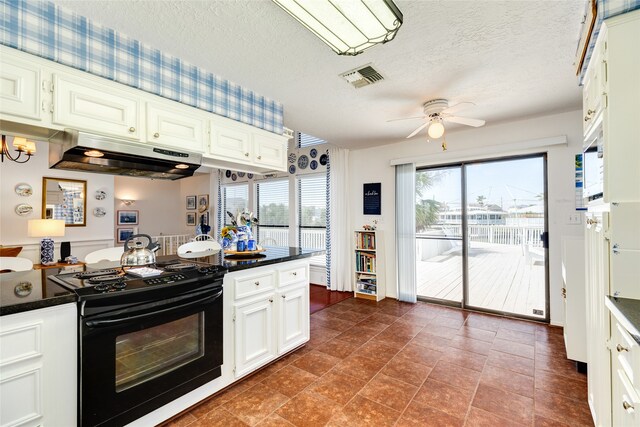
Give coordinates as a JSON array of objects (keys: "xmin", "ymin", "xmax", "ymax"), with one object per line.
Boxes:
[{"xmin": 49, "ymin": 129, "xmax": 202, "ymax": 180}]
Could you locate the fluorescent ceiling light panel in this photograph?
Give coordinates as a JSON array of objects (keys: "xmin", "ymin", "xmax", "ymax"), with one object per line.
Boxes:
[{"xmin": 273, "ymin": 0, "xmax": 403, "ymax": 56}]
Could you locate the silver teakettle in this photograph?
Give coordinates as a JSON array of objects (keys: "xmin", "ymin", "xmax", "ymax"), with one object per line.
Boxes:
[{"xmin": 120, "ymin": 234, "xmax": 159, "ymax": 267}]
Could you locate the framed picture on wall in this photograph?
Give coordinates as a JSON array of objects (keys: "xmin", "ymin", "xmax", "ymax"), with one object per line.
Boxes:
[
  {"xmin": 117, "ymin": 210, "xmax": 139, "ymax": 225},
  {"xmin": 117, "ymin": 228, "xmax": 136, "ymax": 243},
  {"xmin": 187, "ymin": 212, "xmax": 196, "ymax": 226},
  {"xmin": 186, "ymin": 195, "xmax": 196, "ymax": 210}
]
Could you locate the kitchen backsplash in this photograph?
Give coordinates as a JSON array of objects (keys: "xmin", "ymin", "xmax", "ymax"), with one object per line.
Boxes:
[{"xmin": 0, "ymin": 0, "xmax": 284, "ymax": 134}]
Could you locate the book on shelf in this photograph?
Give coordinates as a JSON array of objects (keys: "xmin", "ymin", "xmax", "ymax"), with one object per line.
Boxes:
[
  {"xmin": 355, "ymin": 251, "xmax": 376, "ymax": 273},
  {"xmin": 356, "ymin": 231, "xmax": 376, "ymax": 250}
]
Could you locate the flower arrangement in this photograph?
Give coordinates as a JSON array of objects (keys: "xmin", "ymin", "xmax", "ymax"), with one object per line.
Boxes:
[{"xmin": 220, "ymin": 210, "xmax": 258, "ymax": 249}]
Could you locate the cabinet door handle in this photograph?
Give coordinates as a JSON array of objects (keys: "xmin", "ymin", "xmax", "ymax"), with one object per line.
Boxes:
[
  {"xmin": 254, "ymin": 281, "xmax": 260, "ymax": 286},
  {"xmin": 292, "ymin": 271, "xmax": 297, "ymax": 276},
  {"xmin": 623, "ymin": 401, "xmax": 635, "ymax": 412},
  {"xmin": 129, "ymin": 126, "xmax": 136, "ymax": 133},
  {"xmin": 269, "ymin": 298, "xmax": 273, "ymax": 303},
  {"xmin": 245, "ymin": 152, "xmax": 250, "ymax": 157},
  {"xmin": 617, "ymin": 344, "xmax": 629, "ymax": 352},
  {"xmin": 281, "ymin": 294, "xmax": 286, "ymax": 298},
  {"xmin": 257, "ymin": 155, "xmax": 262, "ymax": 160},
  {"xmin": 153, "ymin": 132, "xmax": 160, "ymax": 138}
]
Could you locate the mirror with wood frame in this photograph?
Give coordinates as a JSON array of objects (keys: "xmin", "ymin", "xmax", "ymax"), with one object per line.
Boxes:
[{"xmin": 42, "ymin": 177, "xmax": 87, "ymax": 227}]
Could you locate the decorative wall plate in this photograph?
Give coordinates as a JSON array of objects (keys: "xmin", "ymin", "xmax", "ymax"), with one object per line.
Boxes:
[
  {"xmin": 289, "ymin": 164, "xmax": 296, "ymax": 174},
  {"xmin": 247, "ymin": 173, "xmax": 254, "ymax": 179},
  {"xmin": 95, "ymin": 190, "xmax": 107, "ymax": 200},
  {"xmin": 93, "ymin": 207, "xmax": 106, "ymax": 217},
  {"xmin": 288, "ymin": 153, "xmax": 297, "ymax": 164},
  {"xmin": 310, "ymin": 148, "xmax": 318, "ymax": 158},
  {"xmin": 237, "ymin": 171, "xmax": 246, "ymax": 177},
  {"xmin": 319, "ymin": 153, "xmax": 328, "ymax": 165},
  {"xmin": 310, "ymin": 160, "xmax": 318, "ymax": 170},
  {"xmin": 225, "ymin": 170, "xmax": 232, "ymax": 178},
  {"xmin": 15, "ymin": 204, "xmax": 33, "ymax": 216},
  {"xmin": 231, "ymin": 173, "xmax": 237, "ymax": 181},
  {"xmin": 14, "ymin": 281, "xmax": 33, "ymax": 297},
  {"xmin": 15, "ymin": 183, "xmax": 33, "ymax": 197},
  {"xmin": 298, "ymin": 155, "xmax": 309, "ymax": 169}
]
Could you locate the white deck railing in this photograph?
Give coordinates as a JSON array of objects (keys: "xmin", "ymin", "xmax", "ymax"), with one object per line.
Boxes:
[
  {"xmin": 418, "ymin": 224, "xmax": 545, "ymax": 247},
  {"xmin": 151, "ymin": 234, "xmax": 193, "ymax": 256}
]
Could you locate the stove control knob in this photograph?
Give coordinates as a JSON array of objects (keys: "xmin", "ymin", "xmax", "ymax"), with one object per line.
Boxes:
[{"xmin": 112, "ymin": 282, "xmax": 127, "ymax": 290}]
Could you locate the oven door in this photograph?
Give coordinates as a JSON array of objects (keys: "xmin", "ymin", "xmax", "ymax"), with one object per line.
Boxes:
[{"xmin": 80, "ymin": 285, "xmax": 223, "ymax": 427}]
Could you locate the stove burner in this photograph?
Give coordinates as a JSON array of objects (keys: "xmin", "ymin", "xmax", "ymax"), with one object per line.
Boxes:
[
  {"xmin": 93, "ymin": 284, "xmax": 110, "ymax": 292},
  {"xmin": 164, "ymin": 263, "xmax": 198, "ymax": 272},
  {"xmin": 112, "ymin": 282, "xmax": 127, "ymax": 290},
  {"xmin": 88, "ymin": 275, "xmax": 124, "ymax": 284},
  {"xmin": 76, "ymin": 269, "xmax": 119, "ymax": 279}
]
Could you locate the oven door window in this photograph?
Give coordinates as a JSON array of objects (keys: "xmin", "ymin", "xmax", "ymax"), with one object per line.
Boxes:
[{"xmin": 115, "ymin": 313, "xmax": 204, "ymax": 392}]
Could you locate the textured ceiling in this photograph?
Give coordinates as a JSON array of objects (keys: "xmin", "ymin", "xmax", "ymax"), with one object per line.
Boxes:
[{"xmin": 52, "ymin": 0, "xmax": 585, "ymax": 149}]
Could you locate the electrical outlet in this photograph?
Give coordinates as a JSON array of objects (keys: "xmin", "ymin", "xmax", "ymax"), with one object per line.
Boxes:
[{"xmin": 567, "ymin": 213, "xmax": 582, "ymax": 225}]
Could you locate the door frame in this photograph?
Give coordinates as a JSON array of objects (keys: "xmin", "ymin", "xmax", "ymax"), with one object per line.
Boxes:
[{"xmin": 416, "ymin": 152, "xmax": 550, "ymax": 323}]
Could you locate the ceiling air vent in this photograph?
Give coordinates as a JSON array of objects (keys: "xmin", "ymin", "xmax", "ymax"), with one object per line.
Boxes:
[{"xmin": 340, "ymin": 64, "xmax": 384, "ymax": 89}]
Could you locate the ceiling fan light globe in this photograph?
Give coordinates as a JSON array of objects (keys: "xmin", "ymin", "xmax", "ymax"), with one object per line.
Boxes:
[{"xmin": 427, "ymin": 122, "xmax": 445, "ymax": 139}]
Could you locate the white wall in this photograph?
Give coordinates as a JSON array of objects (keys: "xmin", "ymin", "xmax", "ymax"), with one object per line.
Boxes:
[
  {"xmin": 114, "ymin": 173, "xmax": 213, "ymax": 238},
  {"xmin": 348, "ymin": 109, "xmax": 585, "ymax": 326},
  {"xmin": 0, "ymin": 140, "xmax": 115, "ymax": 262}
]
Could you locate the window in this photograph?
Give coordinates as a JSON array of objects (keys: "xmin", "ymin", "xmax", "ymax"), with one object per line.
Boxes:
[
  {"xmin": 256, "ymin": 179, "xmax": 289, "ymax": 246},
  {"xmin": 298, "ymin": 174, "xmax": 327, "ymax": 266},
  {"xmin": 221, "ymin": 184, "xmax": 248, "ymax": 226},
  {"xmin": 297, "ymin": 132, "xmax": 326, "ymax": 148}
]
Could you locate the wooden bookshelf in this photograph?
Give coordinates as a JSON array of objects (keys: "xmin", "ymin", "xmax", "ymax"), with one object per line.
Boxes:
[{"xmin": 354, "ymin": 230, "xmax": 385, "ymax": 301}]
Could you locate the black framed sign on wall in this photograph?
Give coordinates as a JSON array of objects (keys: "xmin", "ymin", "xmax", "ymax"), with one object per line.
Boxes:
[{"xmin": 363, "ymin": 183, "xmax": 381, "ymax": 215}]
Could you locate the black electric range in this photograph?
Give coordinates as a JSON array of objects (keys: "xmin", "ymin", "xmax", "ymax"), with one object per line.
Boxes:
[{"xmin": 49, "ymin": 260, "xmax": 227, "ymax": 302}]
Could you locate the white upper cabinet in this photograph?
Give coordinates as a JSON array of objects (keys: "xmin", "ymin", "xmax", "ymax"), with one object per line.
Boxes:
[
  {"xmin": 209, "ymin": 122, "xmax": 252, "ymax": 164},
  {"xmin": 0, "ymin": 59, "xmax": 42, "ymax": 121},
  {"xmin": 52, "ymin": 74, "xmax": 141, "ymax": 140},
  {"xmin": 254, "ymin": 133, "xmax": 287, "ymax": 170},
  {"xmin": 206, "ymin": 119, "xmax": 288, "ymax": 173},
  {"xmin": 145, "ymin": 103, "xmax": 205, "ymax": 152},
  {"xmin": 1, "ymin": 45, "xmax": 289, "ymax": 172}
]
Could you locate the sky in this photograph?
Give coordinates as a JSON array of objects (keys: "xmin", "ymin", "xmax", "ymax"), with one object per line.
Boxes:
[{"xmin": 417, "ymin": 156, "xmax": 545, "ymax": 211}]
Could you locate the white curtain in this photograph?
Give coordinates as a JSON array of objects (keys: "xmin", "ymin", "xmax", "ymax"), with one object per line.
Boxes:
[
  {"xmin": 327, "ymin": 147, "xmax": 352, "ymax": 291},
  {"xmin": 396, "ymin": 163, "xmax": 417, "ymax": 303}
]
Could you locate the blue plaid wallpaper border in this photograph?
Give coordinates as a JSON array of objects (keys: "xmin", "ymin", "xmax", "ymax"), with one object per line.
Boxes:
[
  {"xmin": 579, "ymin": 0, "xmax": 640, "ymax": 84},
  {"xmin": 0, "ymin": 0, "xmax": 284, "ymax": 134}
]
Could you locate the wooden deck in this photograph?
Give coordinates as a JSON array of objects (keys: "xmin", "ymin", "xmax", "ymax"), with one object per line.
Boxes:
[{"xmin": 416, "ymin": 242, "xmax": 545, "ymax": 318}]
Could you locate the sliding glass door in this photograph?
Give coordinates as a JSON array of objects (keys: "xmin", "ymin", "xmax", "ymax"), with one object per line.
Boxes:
[
  {"xmin": 415, "ymin": 166, "xmax": 463, "ymax": 304},
  {"xmin": 415, "ymin": 154, "xmax": 548, "ymax": 321}
]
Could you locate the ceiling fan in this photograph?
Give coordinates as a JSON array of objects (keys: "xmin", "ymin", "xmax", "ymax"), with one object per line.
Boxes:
[{"xmin": 389, "ymin": 99, "xmax": 486, "ymax": 141}]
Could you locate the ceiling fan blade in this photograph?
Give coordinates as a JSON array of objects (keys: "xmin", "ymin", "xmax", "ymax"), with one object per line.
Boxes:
[
  {"xmin": 444, "ymin": 116, "xmax": 486, "ymax": 127},
  {"xmin": 387, "ymin": 116, "xmax": 425, "ymax": 122},
  {"xmin": 406, "ymin": 122, "xmax": 429, "ymax": 138},
  {"xmin": 442, "ymin": 102, "xmax": 475, "ymax": 115}
]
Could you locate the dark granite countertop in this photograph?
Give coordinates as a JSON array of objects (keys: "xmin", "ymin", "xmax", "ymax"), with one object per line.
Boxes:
[
  {"xmin": 606, "ymin": 296, "xmax": 640, "ymax": 345},
  {"xmin": 221, "ymin": 246, "xmax": 325, "ymax": 272},
  {"xmin": 1, "ymin": 267, "xmax": 78, "ymax": 316},
  {"xmin": 0, "ymin": 247, "xmax": 323, "ymax": 316}
]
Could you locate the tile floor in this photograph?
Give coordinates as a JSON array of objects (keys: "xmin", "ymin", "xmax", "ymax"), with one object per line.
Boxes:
[
  {"xmin": 309, "ymin": 284, "xmax": 352, "ymax": 314},
  {"xmin": 164, "ymin": 297, "xmax": 593, "ymax": 427}
]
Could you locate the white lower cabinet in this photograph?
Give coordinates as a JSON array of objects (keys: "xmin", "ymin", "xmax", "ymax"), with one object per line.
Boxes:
[
  {"xmin": 277, "ymin": 284, "xmax": 309, "ymax": 354},
  {"xmin": 230, "ymin": 261, "xmax": 310, "ymax": 379},
  {"xmin": 234, "ymin": 294, "xmax": 277, "ymax": 378},
  {"xmin": 0, "ymin": 303, "xmax": 76, "ymax": 427}
]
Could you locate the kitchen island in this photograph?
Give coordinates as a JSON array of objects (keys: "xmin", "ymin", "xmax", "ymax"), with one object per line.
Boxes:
[{"xmin": 0, "ymin": 247, "xmax": 322, "ymax": 427}]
